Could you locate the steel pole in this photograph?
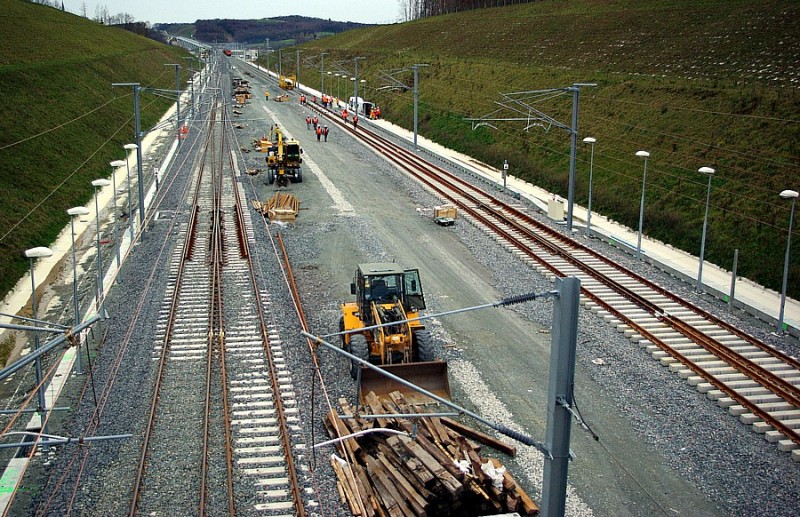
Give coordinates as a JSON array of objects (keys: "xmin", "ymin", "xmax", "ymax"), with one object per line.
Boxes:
[
  {"xmin": 111, "ymin": 168, "xmax": 120, "ymax": 275},
  {"xmin": 585, "ymin": 139, "xmax": 596, "ymax": 237},
  {"xmin": 93, "ymin": 188, "xmax": 105, "ymax": 321},
  {"xmin": 69, "ymin": 217, "xmax": 83, "ymax": 374},
  {"xmin": 566, "ymin": 87, "xmax": 580, "ymax": 232},
  {"xmin": 636, "ymin": 156, "xmax": 649, "ymax": 259},
  {"xmin": 134, "ymin": 85, "xmax": 145, "ymax": 231},
  {"xmin": 296, "ymin": 50, "xmax": 301, "ymax": 88},
  {"xmin": 413, "ymin": 65, "xmax": 419, "ymax": 149},
  {"xmin": 354, "ymin": 58, "xmax": 359, "ymax": 112},
  {"xmin": 28, "ymin": 257, "xmax": 49, "ymax": 440},
  {"xmin": 778, "ymin": 196, "xmax": 797, "ymax": 334},
  {"xmin": 320, "ymin": 53, "xmax": 325, "ymax": 95},
  {"xmin": 124, "ymin": 151, "xmax": 134, "ymax": 241},
  {"xmin": 697, "ymin": 170, "xmax": 714, "ymax": 292},
  {"xmin": 542, "ymin": 276, "xmax": 581, "ymax": 517}
]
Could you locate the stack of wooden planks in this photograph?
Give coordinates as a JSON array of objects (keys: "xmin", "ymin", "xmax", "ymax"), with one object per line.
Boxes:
[
  {"xmin": 252, "ymin": 192, "xmax": 300, "ymax": 222},
  {"xmin": 323, "ymin": 391, "xmax": 539, "ymax": 516}
]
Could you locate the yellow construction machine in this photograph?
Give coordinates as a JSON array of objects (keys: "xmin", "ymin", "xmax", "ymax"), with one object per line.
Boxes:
[
  {"xmin": 265, "ymin": 126, "xmax": 303, "ymax": 187},
  {"xmin": 278, "ymin": 74, "xmax": 296, "ymax": 90},
  {"xmin": 340, "ymin": 263, "xmax": 450, "ymax": 401}
]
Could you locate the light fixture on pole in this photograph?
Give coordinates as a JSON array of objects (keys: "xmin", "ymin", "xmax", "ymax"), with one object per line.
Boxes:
[
  {"xmin": 24, "ymin": 246, "xmax": 53, "ymax": 441},
  {"xmin": 327, "ymin": 71, "xmax": 332, "ymax": 97},
  {"xmin": 582, "ymin": 137, "xmax": 596, "ymax": 237},
  {"xmin": 635, "ymin": 150, "xmax": 650, "ymax": 259},
  {"xmin": 123, "ymin": 144, "xmax": 137, "ymax": 240},
  {"xmin": 696, "ymin": 167, "xmax": 715, "ymax": 292},
  {"xmin": 777, "ymin": 189, "xmax": 799, "ymax": 334},
  {"xmin": 91, "ymin": 179, "xmax": 111, "ymax": 321},
  {"xmin": 67, "ymin": 206, "xmax": 90, "ymax": 374},
  {"xmin": 109, "ymin": 160, "xmax": 126, "ymax": 275}
]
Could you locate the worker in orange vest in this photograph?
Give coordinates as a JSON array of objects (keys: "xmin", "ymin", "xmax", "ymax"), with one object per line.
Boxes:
[
  {"xmin": 352, "ymin": 115, "xmax": 358, "ymax": 129},
  {"xmin": 312, "ymin": 116, "xmax": 319, "ymax": 129},
  {"xmin": 342, "ymin": 109, "xmax": 349, "ymax": 121},
  {"xmin": 316, "ymin": 125, "xmax": 322, "ymax": 141},
  {"xmin": 305, "ymin": 115, "xmax": 311, "ymax": 130}
]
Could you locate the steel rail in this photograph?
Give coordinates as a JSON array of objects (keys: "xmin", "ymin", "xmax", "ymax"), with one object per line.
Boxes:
[
  {"xmin": 228, "ymin": 130, "xmax": 306, "ymax": 515},
  {"xmin": 128, "ymin": 98, "xmax": 219, "ymax": 517}
]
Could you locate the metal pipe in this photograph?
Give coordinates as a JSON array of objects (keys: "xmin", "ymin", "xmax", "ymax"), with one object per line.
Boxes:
[{"xmin": 0, "ymin": 316, "xmax": 99, "ymax": 382}]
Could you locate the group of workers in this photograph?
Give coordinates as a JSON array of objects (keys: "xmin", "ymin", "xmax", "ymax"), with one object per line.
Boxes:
[{"xmin": 315, "ymin": 125, "xmax": 330, "ymax": 142}]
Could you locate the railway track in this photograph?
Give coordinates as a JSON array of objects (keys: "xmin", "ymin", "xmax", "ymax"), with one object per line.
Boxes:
[
  {"xmin": 129, "ymin": 88, "xmax": 309, "ymax": 515},
  {"xmin": 309, "ymin": 102, "xmax": 800, "ymax": 458}
]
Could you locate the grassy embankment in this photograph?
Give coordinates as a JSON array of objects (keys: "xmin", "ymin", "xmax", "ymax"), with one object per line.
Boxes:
[
  {"xmin": 282, "ymin": 0, "xmax": 799, "ymax": 302},
  {"xmin": 0, "ymin": 0, "xmax": 189, "ymax": 362}
]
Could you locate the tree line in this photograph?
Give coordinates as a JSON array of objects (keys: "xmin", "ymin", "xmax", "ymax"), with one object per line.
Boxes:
[
  {"xmin": 26, "ymin": 0, "xmax": 141, "ymax": 27},
  {"xmin": 400, "ymin": 0, "xmax": 536, "ymax": 20}
]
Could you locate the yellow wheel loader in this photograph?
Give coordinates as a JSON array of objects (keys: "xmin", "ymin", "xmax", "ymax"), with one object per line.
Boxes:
[
  {"xmin": 265, "ymin": 126, "xmax": 303, "ymax": 188},
  {"xmin": 340, "ymin": 263, "xmax": 450, "ymax": 402}
]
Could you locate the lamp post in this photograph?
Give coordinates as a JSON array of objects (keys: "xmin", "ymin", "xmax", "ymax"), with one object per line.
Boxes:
[
  {"xmin": 67, "ymin": 207, "xmax": 90, "ymax": 374},
  {"xmin": 334, "ymin": 73, "xmax": 340, "ymax": 106},
  {"xmin": 635, "ymin": 150, "xmax": 650, "ymax": 259},
  {"xmin": 24, "ymin": 246, "xmax": 53, "ymax": 440},
  {"xmin": 777, "ymin": 189, "xmax": 799, "ymax": 334},
  {"xmin": 123, "ymin": 143, "xmax": 137, "ymax": 241},
  {"xmin": 91, "ymin": 179, "xmax": 111, "ymax": 321},
  {"xmin": 109, "ymin": 160, "xmax": 126, "ymax": 275},
  {"xmin": 327, "ymin": 71, "xmax": 332, "ymax": 97},
  {"xmin": 582, "ymin": 137, "xmax": 596, "ymax": 237},
  {"xmin": 696, "ymin": 167, "xmax": 715, "ymax": 292}
]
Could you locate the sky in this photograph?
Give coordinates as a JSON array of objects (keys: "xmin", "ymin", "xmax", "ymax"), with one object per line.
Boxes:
[{"xmin": 67, "ymin": 0, "xmax": 403, "ymax": 25}]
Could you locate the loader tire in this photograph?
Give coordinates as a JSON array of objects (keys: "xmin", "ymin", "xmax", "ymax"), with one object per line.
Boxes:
[
  {"xmin": 267, "ymin": 170, "xmax": 275, "ymax": 185},
  {"xmin": 413, "ymin": 330, "xmax": 435, "ymax": 362},
  {"xmin": 350, "ymin": 334, "xmax": 369, "ymax": 380}
]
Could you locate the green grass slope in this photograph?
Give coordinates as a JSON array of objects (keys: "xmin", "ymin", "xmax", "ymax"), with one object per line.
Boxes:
[
  {"xmin": 290, "ymin": 0, "xmax": 800, "ymax": 300},
  {"xmin": 0, "ymin": 0, "xmax": 189, "ymax": 297}
]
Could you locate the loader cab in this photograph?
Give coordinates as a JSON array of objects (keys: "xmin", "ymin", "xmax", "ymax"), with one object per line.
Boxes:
[
  {"xmin": 351, "ymin": 263, "xmax": 426, "ymax": 321},
  {"xmin": 284, "ymin": 141, "xmax": 303, "ymax": 166}
]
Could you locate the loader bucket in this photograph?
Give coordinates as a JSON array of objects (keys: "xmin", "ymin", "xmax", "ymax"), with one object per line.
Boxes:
[{"xmin": 358, "ymin": 360, "xmax": 451, "ymax": 405}]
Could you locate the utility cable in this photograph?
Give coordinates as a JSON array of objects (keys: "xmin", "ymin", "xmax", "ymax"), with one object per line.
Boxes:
[{"xmin": 0, "ymin": 96, "xmax": 125, "ymax": 151}]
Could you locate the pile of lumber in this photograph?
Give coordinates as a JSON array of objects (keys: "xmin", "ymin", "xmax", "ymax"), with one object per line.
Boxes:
[
  {"xmin": 252, "ymin": 193, "xmax": 300, "ymax": 222},
  {"xmin": 324, "ymin": 392, "xmax": 539, "ymax": 516}
]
